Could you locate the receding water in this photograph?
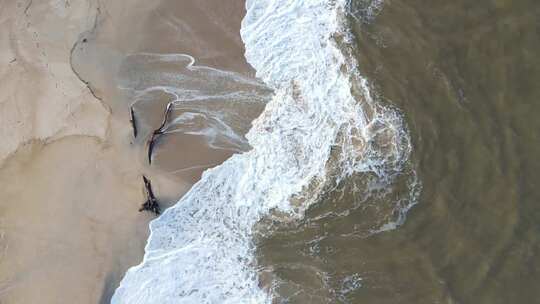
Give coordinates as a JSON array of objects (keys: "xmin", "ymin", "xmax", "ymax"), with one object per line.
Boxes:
[{"xmin": 257, "ymin": 1, "xmax": 540, "ymax": 303}]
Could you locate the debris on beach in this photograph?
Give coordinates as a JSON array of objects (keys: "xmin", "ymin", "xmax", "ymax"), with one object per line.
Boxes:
[
  {"xmin": 139, "ymin": 175, "xmax": 160, "ymax": 215},
  {"xmin": 147, "ymin": 102, "xmax": 173, "ymax": 164}
]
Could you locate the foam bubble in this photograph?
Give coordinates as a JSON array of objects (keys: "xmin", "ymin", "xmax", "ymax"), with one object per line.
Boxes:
[{"xmin": 112, "ymin": 0, "xmax": 416, "ymax": 302}]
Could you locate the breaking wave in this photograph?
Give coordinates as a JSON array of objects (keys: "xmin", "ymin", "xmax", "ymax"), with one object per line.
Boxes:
[{"xmin": 112, "ymin": 0, "xmax": 417, "ymax": 302}]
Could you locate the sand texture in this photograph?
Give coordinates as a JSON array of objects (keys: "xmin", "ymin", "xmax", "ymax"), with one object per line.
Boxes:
[{"xmin": 0, "ymin": 0, "xmax": 254, "ymax": 303}]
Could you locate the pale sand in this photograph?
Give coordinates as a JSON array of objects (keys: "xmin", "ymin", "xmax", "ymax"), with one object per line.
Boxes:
[
  {"xmin": 0, "ymin": 1, "xmax": 149, "ymax": 303},
  {"xmin": 0, "ymin": 0, "xmax": 251, "ymax": 303},
  {"xmin": 0, "ymin": 0, "xmax": 108, "ymax": 164}
]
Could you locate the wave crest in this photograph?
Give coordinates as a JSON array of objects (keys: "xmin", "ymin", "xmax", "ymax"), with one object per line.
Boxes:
[{"xmin": 112, "ymin": 0, "xmax": 417, "ymax": 303}]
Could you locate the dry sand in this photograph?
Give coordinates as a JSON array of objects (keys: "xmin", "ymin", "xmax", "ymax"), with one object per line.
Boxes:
[
  {"xmin": 0, "ymin": 0, "xmax": 253, "ymax": 303},
  {"xmin": 0, "ymin": 0, "xmax": 108, "ymax": 164}
]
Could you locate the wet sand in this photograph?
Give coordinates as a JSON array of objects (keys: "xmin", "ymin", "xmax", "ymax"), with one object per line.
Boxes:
[{"xmin": 0, "ymin": 0, "xmax": 255, "ymax": 303}]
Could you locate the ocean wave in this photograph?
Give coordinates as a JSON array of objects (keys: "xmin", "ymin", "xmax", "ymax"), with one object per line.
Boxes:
[{"xmin": 112, "ymin": 0, "xmax": 416, "ymax": 302}]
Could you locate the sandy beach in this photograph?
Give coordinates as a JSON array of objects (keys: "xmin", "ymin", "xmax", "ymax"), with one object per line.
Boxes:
[
  {"xmin": 0, "ymin": 0, "xmax": 255, "ymax": 303},
  {"xmin": 5, "ymin": 0, "xmax": 537, "ymax": 303}
]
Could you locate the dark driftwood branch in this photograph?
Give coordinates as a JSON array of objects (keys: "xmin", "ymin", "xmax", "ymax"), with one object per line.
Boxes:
[
  {"xmin": 130, "ymin": 106, "xmax": 138, "ymax": 138},
  {"xmin": 24, "ymin": 0, "xmax": 33, "ymax": 15},
  {"xmin": 147, "ymin": 102, "xmax": 173, "ymax": 164},
  {"xmin": 158, "ymin": 102, "xmax": 173, "ymax": 131},
  {"xmin": 139, "ymin": 175, "xmax": 160, "ymax": 215}
]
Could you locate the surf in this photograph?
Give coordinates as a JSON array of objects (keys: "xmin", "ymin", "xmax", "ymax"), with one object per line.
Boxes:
[{"xmin": 112, "ymin": 0, "xmax": 416, "ymax": 302}]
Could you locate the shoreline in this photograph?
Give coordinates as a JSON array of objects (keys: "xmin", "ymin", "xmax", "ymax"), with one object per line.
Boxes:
[
  {"xmin": 0, "ymin": 0, "xmax": 257, "ymax": 302},
  {"xmin": 0, "ymin": 1, "xmax": 153, "ymax": 302}
]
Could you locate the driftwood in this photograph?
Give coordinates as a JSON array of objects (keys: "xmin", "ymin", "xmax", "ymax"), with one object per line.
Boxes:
[
  {"xmin": 130, "ymin": 106, "xmax": 138, "ymax": 138},
  {"xmin": 147, "ymin": 102, "xmax": 173, "ymax": 164},
  {"xmin": 139, "ymin": 175, "xmax": 160, "ymax": 215}
]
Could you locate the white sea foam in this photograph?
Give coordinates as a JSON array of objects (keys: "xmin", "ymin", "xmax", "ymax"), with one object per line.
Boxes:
[{"xmin": 112, "ymin": 0, "xmax": 414, "ymax": 303}]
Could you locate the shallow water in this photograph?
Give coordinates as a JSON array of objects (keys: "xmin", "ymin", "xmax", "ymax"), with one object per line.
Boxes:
[
  {"xmin": 256, "ymin": 0, "xmax": 540, "ymax": 303},
  {"xmin": 107, "ymin": 0, "xmax": 540, "ymax": 302}
]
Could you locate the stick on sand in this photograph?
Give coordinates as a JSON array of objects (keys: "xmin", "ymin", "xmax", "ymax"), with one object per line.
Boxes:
[
  {"xmin": 130, "ymin": 106, "xmax": 138, "ymax": 138},
  {"xmin": 139, "ymin": 175, "xmax": 160, "ymax": 215},
  {"xmin": 147, "ymin": 102, "xmax": 173, "ymax": 164}
]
